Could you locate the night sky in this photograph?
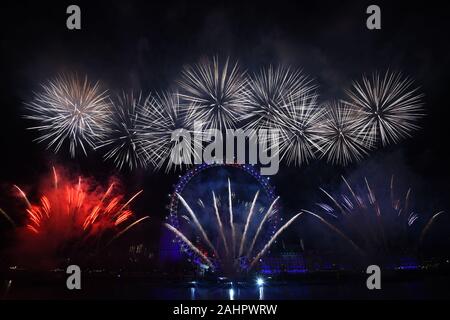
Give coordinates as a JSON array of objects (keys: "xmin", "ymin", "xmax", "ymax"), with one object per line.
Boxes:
[{"xmin": 1, "ymin": 0, "xmax": 450, "ymax": 256}]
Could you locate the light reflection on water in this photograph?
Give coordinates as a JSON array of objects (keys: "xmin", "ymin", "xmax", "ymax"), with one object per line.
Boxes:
[
  {"xmin": 171, "ymin": 280, "xmax": 445, "ymax": 300},
  {"xmin": 184, "ymin": 285, "xmax": 304, "ymax": 300},
  {"xmin": 228, "ymin": 288, "xmax": 235, "ymax": 300},
  {"xmin": 3, "ymin": 277, "xmax": 450, "ymax": 299}
]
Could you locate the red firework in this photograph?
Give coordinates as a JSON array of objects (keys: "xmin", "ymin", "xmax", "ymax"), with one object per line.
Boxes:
[{"xmin": 13, "ymin": 167, "xmax": 148, "ymax": 257}]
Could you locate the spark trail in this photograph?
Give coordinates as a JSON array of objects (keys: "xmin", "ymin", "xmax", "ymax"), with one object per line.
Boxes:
[{"xmin": 165, "ymin": 181, "xmax": 298, "ymax": 275}]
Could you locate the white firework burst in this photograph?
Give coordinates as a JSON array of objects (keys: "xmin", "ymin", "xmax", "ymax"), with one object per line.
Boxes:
[
  {"xmin": 25, "ymin": 74, "xmax": 111, "ymax": 157},
  {"xmin": 273, "ymin": 93, "xmax": 325, "ymax": 166},
  {"xmin": 137, "ymin": 92, "xmax": 199, "ymax": 171},
  {"xmin": 98, "ymin": 92, "xmax": 147, "ymax": 171},
  {"xmin": 166, "ymin": 179, "xmax": 301, "ymax": 276},
  {"xmin": 344, "ymin": 71, "xmax": 424, "ymax": 146},
  {"xmin": 319, "ymin": 101, "xmax": 372, "ymax": 165},
  {"xmin": 241, "ymin": 65, "xmax": 317, "ymax": 130},
  {"xmin": 178, "ymin": 56, "xmax": 248, "ymax": 130}
]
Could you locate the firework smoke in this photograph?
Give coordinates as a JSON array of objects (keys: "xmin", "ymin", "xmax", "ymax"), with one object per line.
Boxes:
[
  {"xmin": 166, "ymin": 180, "xmax": 300, "ymax": 276},
  {"xmin": 178, "ymin": 56, "xmax": 248, "ymax": 130},
  {"xmin": 344, "ymin": 71, "xmax": 424, "ymax": 146},
  {"xmin": 25, "ymin": 74, "xmax": 111, "ymax": 157}
]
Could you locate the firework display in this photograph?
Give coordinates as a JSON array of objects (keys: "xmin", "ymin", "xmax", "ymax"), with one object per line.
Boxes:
[
  {"xmin": 98, "ymin": 92, "xmax": 148, "ymax": 171},
  {"xmin": 344, "ymin": 71, "xmax": 424, "ymax": 146},
  {"xmin": 178, "ymin": 56, "xmax": 248, "ymax": 131},
  {"xmin": 2, "ymin": 1, "xmax": 450, "ymax": 303},
  {"xmin": 24, "ymin": 64, "xmax": 426, "ymax": 169},
  {"xmin": 25, "ymin": 75, "xmax": 111, "ymax": 157},
  {"xmin": 10, "ymin": 167, "xmax": 149, "ymax": 263},
  {"xmin": 165, "ymin": 164, "xmax": 301, "ymax": 276},
  {"xmin": 272, "ymin": 93, "xmax": 324, "ymax": 166},
  {"xmin": 319, "ymin": 101, "xmax": 373, "ymax": 165},
  {"xmin": 135, "ymin": 91, "xmax": 199, "ymax": 172},
  {"xmin": 302, "ymin": 175, "xmax": 444, "ymax": 264},
  {"xmin": 16, "ymin": 60, "xmax": 439, "ymax": 279},
  {"xmin": 240, "ymin": 65, "xmax": 317, "ymax": 131}
]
